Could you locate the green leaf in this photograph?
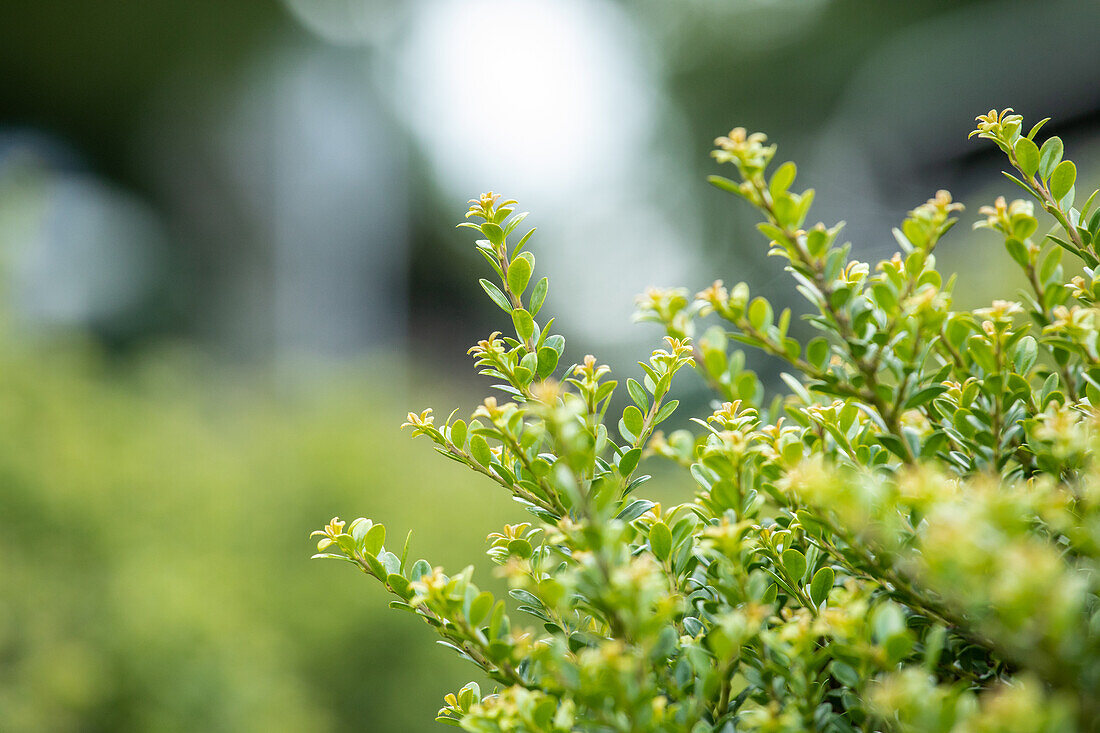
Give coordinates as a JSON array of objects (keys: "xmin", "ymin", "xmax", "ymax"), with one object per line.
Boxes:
[
  {"xmin": 450, "ymin": 419, "xmax": 467, "ymax": 448},
  {"xmin": 489, "ymin": 601, "xmax": 508, "ymax": 639},
  {"xmin": 1003, "ymin": 237, "xmax": 1029, "ymax": 267},
  {"xmin": 876, "ymin": 433, "xmax": 909, "ymax": 460},
  {"xmin": 512, "ymin": 227, "xmax": 535, "ymax": 255},
  {"xmin": 1046, "ymin": 233, "xmax": 1082, "ymax": 260},
  {"xmin": 1026, "ymin": 117, "xmax": 1050, "ymax": 140},
  {"xmin": 781, "ymin": 548, "xmax": 807, "ymax": 582},
  {"xmin": 623, "ymin": 405, "xmax": 645, "ymax": 436},
  {"xmin": 479, "ymin": 278, "xmax": 513, "ymax": 313},
  {"xmin": 349, "ymin": 517, "xmax": 372, "ymax": 542},
  {"xmin": 468, "ymin": 591, "xmax": 494, "ymax": 626},
  {"xmin": 830, "ymin": 661, "xmax": 860, "ymax": 688},
  {"xmin": 469, "ymin": 435, "xmax": 493, "ymax": 466},
  {"xmin": 884, "ymin": 632, "xmax": 914, "ymax": 664},
  {"xmin": 627, "ymin": 378, "xmax": 649, "ymax": 410},
  {"xmin": 1050, "ymin": 160, "xmax": 1077, "ymax": 201},
  {"xmin": 1014, "ymin": 137, "xmax": 1039, "ymax": 177},
  {"xmin": 902, "ymin": 384, "xmax": 948, "ymax": 410},
  {"xmin": 536, "ymin": 346, "xmax": 559, "ymax": 379},
  {"xmin": 481, "ymin": 222, "xmax": 504, "ymax": 246},
  {"xmin": 649, "ymin": 522, "xmax": 672, "ymax": 561},
  {"xmin": 1013, "ymin": 335, "xmax": 1038, "ymax": 374},
  {"xmin": 618, "ymin": 447, "xmax": 642, "ymax": 475},
  {"xmin": 920, "ymin": 431, "xmax": 949, "ymax": 458},
  {"xmin": 748, "ymin": 297, "xmax": 772, "ymax": 330},
  {"xmin": 1012, "ymin": 216, "xmax": 1038, "ymax": 240},
  {"xmin": 380, "ymin": 551, "xmax": 401, "ymax": 576},
  {"xmin": 809, "ymin": 566, "xmax": 834, "ymax": 607},
  {"xmin": 530, "ymin": 277, "xmax": 549, "ymax": 316},
  {"xmin": 616, "ymin": 499, "xmax": 656, "ymax": 522},
  {"xmin": 509, "ymin": 589, "xmax": 542, "ymax": 609},
  {"xmin": 765, "ymin": 569, "xmax": 799, "ymax": 600},
  {"xmin": 1002, "ymin": 171, "xmax": 1039, "ymax": 200},
  {"xmin": 544, "ymin": 334, "xmax": 565, "ymax": 355},
  {"xmin": 806, "ymin": 337, "xmax": 829, "ymax": 370},
  {"xmin": 872, "ymin": 603, "xmax": 905, "ymax": 642},
  {"xmin": 363, "ymin": 523, "xmax": 386, "ymax": 556},
  {"xmin": 707, "ymin": 174, "xmax": 745, "ymax": 196},
  {"xmin": 362, "ymin": 551, "xmax": 387, "ymax": 578},
  {"xmin": 1039, "ymin": 136, "xmax": 1063, "ymax": 180},
  {"xmin": 595, "ymin": 380, "xmax": 617, "ymax": 406},
  {"xmin": 923, "ymin": 625, "xmax": 947, "ymax": 671},
  {"xmin": 409, "ymin": 559, "xmax": 432, "ymax": 581},
  {"xmin": 705, "ymin": 627, "xmax": 735, "ymax": 660},
  {"xmin": 769, "ymin": 161, "xmax": 797, "ymax": 197},
  {"xmin": 507, "ymin": 254, "xmax": 533, "ymax": 296},
  {"xmin": 507, "ymin": 538, "xmax": 532, "ymax": 558},
  {"xmin": 653, "ymin": 399, "xmax": 679, "ymax": 425},
  {"xmin": 512, "ymin": 309, "xmax": 535, "ymax": 342},
  {"xmin": 387, "ymin": 573, "xmax": 411, "ymax": 598}
]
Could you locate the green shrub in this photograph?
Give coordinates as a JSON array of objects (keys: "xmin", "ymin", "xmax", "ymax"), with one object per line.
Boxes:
[{"xmin": 315, "ymin": 109, "xmax": 1100, "ymax": 731}]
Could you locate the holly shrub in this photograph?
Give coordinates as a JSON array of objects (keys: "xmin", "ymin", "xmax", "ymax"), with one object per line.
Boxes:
[{"xmin": 314, "ymin": 109, "xmax": 1100, "ymax": 732}]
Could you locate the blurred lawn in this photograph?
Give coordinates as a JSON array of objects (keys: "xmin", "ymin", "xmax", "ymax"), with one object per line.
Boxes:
[{"xmin": 0, "ymin": 330, "xmax": 522, "ymax": 732}]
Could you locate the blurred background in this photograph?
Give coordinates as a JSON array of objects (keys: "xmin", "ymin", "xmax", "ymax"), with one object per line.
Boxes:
[{"xmin": 0, "ymin": 0, "xmax": 1098, "ymax": 730}]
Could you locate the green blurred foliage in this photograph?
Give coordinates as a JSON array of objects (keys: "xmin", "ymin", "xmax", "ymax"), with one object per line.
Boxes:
[{"xmin": 0, "ymin": 331, "xmax": 516, "ymax": 732}]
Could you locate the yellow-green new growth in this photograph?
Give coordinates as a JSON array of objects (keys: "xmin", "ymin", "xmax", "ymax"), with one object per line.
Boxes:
[{"xmin": 315, "ymin": 110, "xmax": 1100, "ymax": 732}]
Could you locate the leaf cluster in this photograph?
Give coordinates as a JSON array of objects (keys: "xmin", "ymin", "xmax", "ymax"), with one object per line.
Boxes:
[{"xmin": 315, "ymin": 111, "xmax": 1100, "ymax": 732}]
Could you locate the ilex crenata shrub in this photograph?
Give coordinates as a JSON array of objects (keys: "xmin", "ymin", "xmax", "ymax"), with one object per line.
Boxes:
[{"xmin": 314, "ymin": 109, "xmax": 1100, "ymax": 732}]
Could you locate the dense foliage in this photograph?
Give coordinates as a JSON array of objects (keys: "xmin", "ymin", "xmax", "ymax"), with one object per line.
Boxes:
[
  {"xmin": 315, "ymin": 109, "xmax": 1100, "ymax": 731},
  {"xmin": 0, "ymin": 337, "xmax": 508, "ymax": 732}
]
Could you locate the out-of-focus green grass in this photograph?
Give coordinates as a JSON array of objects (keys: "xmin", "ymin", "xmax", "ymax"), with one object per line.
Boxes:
[{"xmin": 0, "ymin": 331, "xmax": 520, "ymax": 732}]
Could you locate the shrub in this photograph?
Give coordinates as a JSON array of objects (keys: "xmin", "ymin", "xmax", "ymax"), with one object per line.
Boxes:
[{"xmin": 314, "ymin": 109, "xmax": 1100, "ymax": 731}]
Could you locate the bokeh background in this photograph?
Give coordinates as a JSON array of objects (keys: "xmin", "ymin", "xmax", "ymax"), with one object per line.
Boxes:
[{"xmin": 1, "ymin": 1, "xmax": 1098, "ymax": 730}]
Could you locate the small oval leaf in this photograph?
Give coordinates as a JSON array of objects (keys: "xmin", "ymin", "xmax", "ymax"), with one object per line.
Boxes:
[
  {"xmin": 467, "ymin": 591, "xmax": 495, "ymax": 627},
  {"xmin": 469, "ymin": 435, "xmax": 493, "ymax": 466},
  {"xmin": 507, "ymin": 255, "xmax": 533, "ymax": 296},
  {"xmin": 618, "ymin": 447, "xmax": 642, "ymax": 475},
  {"xmin": 1039, "ymin": 136, "xmax": 1064, "ymax": 180},
  {"xmin": 781, "ymin": 548, "xmax": 807, "ymax": 582},
  {"xmin": 649, "ymin": 522, "xmax": 672, "ymax": 561},
  {"xmin": 1050, "ymin": 160, "xmax": 1076, "ymax": 201},
  {"xmin": 623, "ymin": 405, "xmax": 645, "ymax": 437},
  {"xmin": 810, "ymin": 566, "xmax": 835, "ymax": 607},
  {"xmin": 1013, "ymin": 137, "xmax": 1040, "ymax": 177},
  {"xmin": 512, "ymin": 308, "xmax": 535, "ymax": 342},
  {"xmin": 449, "ymin": 419, "xmax": 467, "ymax": 449},
  {"xmin": 363, "ymin": 523, "xmax": 386, "ymax": 556}
]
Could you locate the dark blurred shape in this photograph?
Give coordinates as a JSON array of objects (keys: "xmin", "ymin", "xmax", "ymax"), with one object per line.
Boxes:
[
  {"xmin": 0, "ymin": 138, "xmax": 168, "ymax": 343},
  {"xmin": 143, "ymin": 42, "xmax": 408, "ymax": 360},
  {"xmin": 808, "ymin": 0, "xmax": 1100, "ymax": 259}
]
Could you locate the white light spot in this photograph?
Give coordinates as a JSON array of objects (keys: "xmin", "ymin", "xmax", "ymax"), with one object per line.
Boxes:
[{"xmin": 393, "ymin": 0, "xmax": 654, "ymax": 200}]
